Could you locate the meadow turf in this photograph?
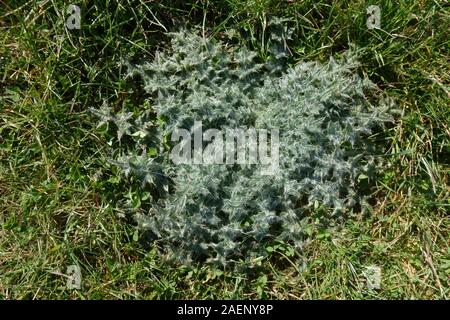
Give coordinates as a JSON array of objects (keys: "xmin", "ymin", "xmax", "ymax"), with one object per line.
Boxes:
[{"xmin": 0, "ymin": 0, "xmax": 449, "ymax": 299}]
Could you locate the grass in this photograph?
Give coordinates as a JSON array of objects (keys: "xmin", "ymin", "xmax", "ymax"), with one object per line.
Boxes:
[{"xmin": 0, "ymin": 0, "xmax": 449, "ymax": 299}]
